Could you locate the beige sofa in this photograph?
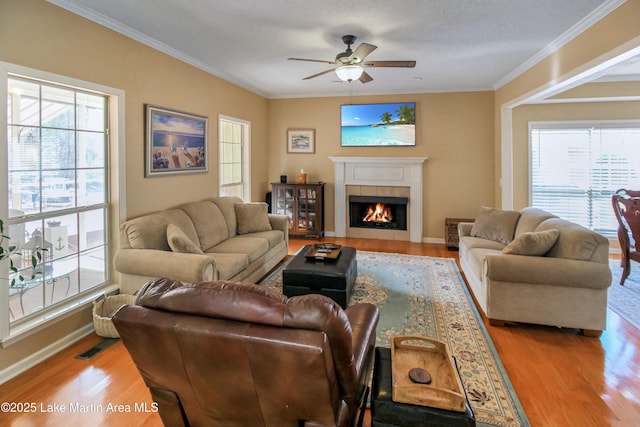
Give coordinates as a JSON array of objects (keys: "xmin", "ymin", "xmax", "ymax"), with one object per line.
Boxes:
[
  {"xmin": 458, "ymin": 206, "xmax": 612, "ymax": 337},
  {"xmin": 114, "ymin": 197, "xmax": 289, "ymax": 294}
]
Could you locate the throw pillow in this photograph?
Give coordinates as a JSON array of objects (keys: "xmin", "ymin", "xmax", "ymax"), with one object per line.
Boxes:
[
  {"xmin": 502, "ymin": 229, "xmax": 560, "ymax": 256},
  {"xmin": 470, "ymin": 206, "xmax": 521, "ymax": 245},
  {"xmin": 167, "ymin": 224, "xmax": 203, "ymax": 254},
  {"xmin": 235, "ymin": 202, "xmax": 272, "ymax": 235}
]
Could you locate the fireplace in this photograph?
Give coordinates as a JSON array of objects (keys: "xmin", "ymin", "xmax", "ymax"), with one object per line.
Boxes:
[
  {"xmin": 349, "ymin": 196, "xmax": 408, "ymax": 230},
  {"xmin": 330, "ymin": 157, "xmax": 427, "ymax": 242}
]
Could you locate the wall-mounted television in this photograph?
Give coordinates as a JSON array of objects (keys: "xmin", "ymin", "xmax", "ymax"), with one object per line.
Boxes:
[{"xmin": 341, "ymin": 102, "xmax": 416, "ymax": 147}]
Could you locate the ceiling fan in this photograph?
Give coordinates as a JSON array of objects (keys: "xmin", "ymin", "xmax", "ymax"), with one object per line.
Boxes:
[{"xmin": 288, "ymin": 35, "xmax": 416, "ymax": 83}]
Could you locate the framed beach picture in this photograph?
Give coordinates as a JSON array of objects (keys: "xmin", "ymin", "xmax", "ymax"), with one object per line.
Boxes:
[
  {"xmin": 287, "ymin": 129, "xmax": 315, "ymax": 154},
  {"xmin": 145, "ymin": 105, "xmax": 208, "ymax": 177}
]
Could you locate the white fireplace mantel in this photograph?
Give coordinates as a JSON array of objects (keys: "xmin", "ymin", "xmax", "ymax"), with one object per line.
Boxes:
[{"xmin": 330, "ymin": 157, "xmax": 427, "ymax": 243}]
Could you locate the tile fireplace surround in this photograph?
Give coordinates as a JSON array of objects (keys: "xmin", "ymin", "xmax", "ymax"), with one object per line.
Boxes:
[{"xmin": 330, "ymin": 157, "xmax": 427, "ymax": 243}]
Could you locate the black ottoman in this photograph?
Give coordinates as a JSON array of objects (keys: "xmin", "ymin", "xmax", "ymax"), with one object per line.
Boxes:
[
  {"xmin": 282, "ymin": 245, "xmax": 357, "ymax": 309},
  {"xmin": 371, "ymin": 347, "xmax": 475, "ymax": 427}
]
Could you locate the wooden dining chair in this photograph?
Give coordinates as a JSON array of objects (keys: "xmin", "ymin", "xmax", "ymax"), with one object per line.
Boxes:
[{"xmin": 612, "ymin": 189, "xmax": 640, "ymax": 285}]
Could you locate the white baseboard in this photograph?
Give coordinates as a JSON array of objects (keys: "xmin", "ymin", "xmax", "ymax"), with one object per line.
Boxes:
[
  {"xmin": 423, "ymin": 237, "xmax": 445, "ymax": 244},
  {"xmin": 323, "ymin": 230, "xmax": 445, "ymax": 245},
  {"xmin": 0, "ymin": 323, "xmax": 94, "ymax": 385}
]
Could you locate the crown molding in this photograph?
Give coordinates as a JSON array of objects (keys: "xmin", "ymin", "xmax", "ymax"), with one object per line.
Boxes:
[
  {"xmin": 46, "ymin": 0, "xmax": 270, "ymax": 98},
  {"xmin": 493, "ymin": 0, "xmax": 627, "ymax": 90}
]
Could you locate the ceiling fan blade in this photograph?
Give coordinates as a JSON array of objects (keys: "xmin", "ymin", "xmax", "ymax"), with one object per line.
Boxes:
[
  {"xmin": 302, "ymin": 68, "xmax": 336, "ymax": 80},
  {"xmin": 349, "ymin": 43, "xmax": 377, "ymax": 63},
  {"xmin": 288, "ymin": 57, "xmax": 336, "ymax": 65},
  {"xmin": 359, "ymin": 71, "xmax": 373, "ymax": 83},
  {"xmin": 365, "ymin": 60, "xmax": 416, "ymax": 68}
]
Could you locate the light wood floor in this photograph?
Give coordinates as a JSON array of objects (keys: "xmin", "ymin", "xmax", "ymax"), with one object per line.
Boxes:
[{"xmin": 0, "ymin": 237, "xmax": 638, "ymax": 427}]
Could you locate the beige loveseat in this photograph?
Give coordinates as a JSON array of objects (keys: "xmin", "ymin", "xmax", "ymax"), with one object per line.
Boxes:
[
  {"xmin": 458, "ymin": 206, "xmax": 611, "ymax": 337},
  {"xmin": 114, "ymin": 197, "xmax": 289, "ymax": 294}
]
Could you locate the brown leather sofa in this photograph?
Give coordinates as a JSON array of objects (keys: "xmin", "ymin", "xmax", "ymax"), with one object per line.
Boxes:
[{"xmin": 112, "ymin": 278, "xmax": 380, "ymax": 427}]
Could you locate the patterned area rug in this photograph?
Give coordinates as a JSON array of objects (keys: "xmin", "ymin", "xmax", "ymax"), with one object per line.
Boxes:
[
  {"xmin": 608, "ymin": 259, "xmax": 640, "ymax": 330},
  {"xmin": 261, "ymin": 251, "xmax": 530, "ymax": 427}
]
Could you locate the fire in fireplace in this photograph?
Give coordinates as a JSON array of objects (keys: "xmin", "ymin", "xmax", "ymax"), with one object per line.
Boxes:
[
  {"xmin": 349, "ymin": 196, "xmax": 408, "ymax": 230},
  {"xmin": 363, "ymin": 203, "xmax": 393, "ymax": 223}
]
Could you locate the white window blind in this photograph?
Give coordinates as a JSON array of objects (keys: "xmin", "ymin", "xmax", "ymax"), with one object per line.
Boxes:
[{"xmin": 530, "ymin": 122, "xmax": 640, "ymax": 236}]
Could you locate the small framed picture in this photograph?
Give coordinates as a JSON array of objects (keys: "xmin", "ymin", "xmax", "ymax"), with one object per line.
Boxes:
[
  {"xmin": 145, "ymin": 104, "xmax": 208, "ymax": 177},
  {"xmin": 287, "ymin": 129, "xmax": 315, "ymax": 154}
]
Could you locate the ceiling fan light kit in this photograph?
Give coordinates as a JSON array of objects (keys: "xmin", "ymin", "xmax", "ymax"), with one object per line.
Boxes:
[{"xmin": 335, "ymin": 65, "xmax": 364, "ymax": 82}]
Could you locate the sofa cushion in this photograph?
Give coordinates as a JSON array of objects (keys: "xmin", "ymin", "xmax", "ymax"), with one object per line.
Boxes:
[
  {"xmin": 237, "ymin": 230, "xmax": 285, "ymax": 248},
  {"xmin": 502, "ymin": 229, "xmax": 559, "ymax": 256},
  {"xmin": 122, "ymin": 209, "xmax": 198, "ymax": 251},
  {"xmin": 167, "ymin": 224, "xmax": 204, "ymax": 254},
  {"xmin": 514, "ymin": 207, "xmax": 557, "ymax": 237},
  {"xmin": 535, "ymin": 218, "xmax": 608, "ymax": 262},
  {"xmin": 235, "ymin": 203, "xmax": 272, "ymax": 235},
  {"xmin": 204, "ymin": 253, "xmax": 249, "ymax": 280},
  {"xmin": 470, "ymin": 206, "xmax": 521, "ymax": 245},
  {"xmin": 180, "ymin": 201, "xmax": 229, "ymax": 250},
  {"xmin": 459, "ymin": 235, "xmax": 506, "ymax": 251},
  {"xmin": 211, "ymin": 196, "xmax": 243, "ymax": 238},
  {"xmin": 209, "ymin": 236, "xmax": 270, "ymax": 263}
]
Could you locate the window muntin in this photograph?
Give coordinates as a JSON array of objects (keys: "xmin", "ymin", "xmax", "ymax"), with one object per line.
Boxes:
[
  {"xmin": 6, "ymin": 76, "xmax": 109, "ymax": 324},
  {"xmin": 219, "ymin": 116, "xmax": 249, "ymax": 199}
]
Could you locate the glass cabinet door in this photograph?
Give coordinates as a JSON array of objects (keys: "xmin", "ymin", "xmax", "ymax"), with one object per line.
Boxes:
[
  {"xmin": 297, "ymin": 188, "xmax": 316, "ymax": 232},
  {"xmin": 274, "ymin": 186, "xmax": 295, "ymax": 231},
  {"xmin": 272, "ymin": 183, "xmax": 323, "ymax": 237}
]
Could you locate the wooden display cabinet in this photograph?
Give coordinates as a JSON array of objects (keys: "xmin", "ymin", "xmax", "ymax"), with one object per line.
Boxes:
[{"xmin": 271, "ymin": 182, "xmax": 324, "ymax": 239}]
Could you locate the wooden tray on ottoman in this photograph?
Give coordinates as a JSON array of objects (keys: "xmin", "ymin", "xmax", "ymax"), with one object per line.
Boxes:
[
  {"xmin": 391, "ymin": 335, "xmax": 466, "ymax": 412},
  {"xmin": 304, "ymin": 244, "xmax": 342, "ymax": 261}
]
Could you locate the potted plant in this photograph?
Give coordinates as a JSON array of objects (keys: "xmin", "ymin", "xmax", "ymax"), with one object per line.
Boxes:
[{"xmin": 0, "ymin": 219, "xmax": 46, "ymax": 287}]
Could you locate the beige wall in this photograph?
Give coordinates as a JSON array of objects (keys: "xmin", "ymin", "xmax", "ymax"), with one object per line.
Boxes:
[
  {"xmin": 494, "ymin": 0, "xmax": 640, "ymax": 207},
  {"xmin": 0, "ymin": 0, "xmax": 637, "ymax": 377},
  {"xmin": 497, "ymin": 1, "xmax": 640, "ymax": 106},
  {"xmin": 268, "ymin": 92, "xmax": 495, "ymax": 239},
  {"xmin": 547, "ymin": 81, "xmax": 640, "ymax": 101},
  {"xmin": 1, "ymin": 0, "xmax": 270, "ymax": 221},
  {"xmin": 0, "ymin": 0, "xmax": 269, "ymax": 372}
]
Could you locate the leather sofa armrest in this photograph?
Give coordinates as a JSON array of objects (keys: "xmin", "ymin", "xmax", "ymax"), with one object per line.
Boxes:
[
  {"xmin": 345, "ymin": 303, "xmax": 380, "ymax": 380},
  {"xmin": 485, "ymin": 254, "xmax": 612, "ymax": 290},
  {"xmin": 114, "ymin": 249, "xmax": 216, "ymax": 283}
]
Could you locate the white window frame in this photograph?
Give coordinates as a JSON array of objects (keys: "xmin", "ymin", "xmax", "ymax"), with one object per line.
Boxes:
[
  {"xmin": 0, "ymin": 62, "xmax": 123, "ymax": 345},
  {"xmin": 529, "ymin": 120, "xmax": 640, "ymax": 237},
  {"xmin": 218, "ymin": 115, "xmax": 250, "ymax": 200}
]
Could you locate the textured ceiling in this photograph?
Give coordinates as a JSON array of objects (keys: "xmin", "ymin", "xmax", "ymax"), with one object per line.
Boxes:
[{"xmin": 49, "ymin": 0, "xmax": 627, "ymax": 98}]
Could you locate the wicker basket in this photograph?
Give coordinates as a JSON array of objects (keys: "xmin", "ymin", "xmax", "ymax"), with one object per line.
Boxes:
[{"xmin": 92, "ymin": 293, "xmax": 137, "ymax": 338}]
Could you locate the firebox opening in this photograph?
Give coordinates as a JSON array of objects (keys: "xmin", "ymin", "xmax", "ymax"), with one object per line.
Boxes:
[{"xmin": 349, "ymin": 195, "xmax": 408, "ymax": 230}]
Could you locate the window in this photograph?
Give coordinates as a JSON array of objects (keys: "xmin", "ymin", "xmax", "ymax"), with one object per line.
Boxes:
[
  {"xmin": 530, "ymin": 121, "xmax": 640, "ymax": 236},
  {"xmin": 218, "ymin": 116, "xmax": 250, "ymax": 199},
  {"xmin": 3, "ymin": 72, "xmax": 110, "ymax": 333}
]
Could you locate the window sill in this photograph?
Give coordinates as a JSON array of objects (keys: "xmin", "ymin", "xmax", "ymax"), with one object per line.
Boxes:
[{"xmin": 1, "ymin": 284, "xmax": 120, "ymax": 348}]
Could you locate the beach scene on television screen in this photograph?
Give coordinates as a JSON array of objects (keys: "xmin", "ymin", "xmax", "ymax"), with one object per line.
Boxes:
[{"xmin": 341, "ymin": 102, "xmax": 415, "ymax": 146}]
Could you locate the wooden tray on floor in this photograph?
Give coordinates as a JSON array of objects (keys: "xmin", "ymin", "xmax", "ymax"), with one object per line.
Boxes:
[{"xmin": 391, "ymin": 335, "xmax": 466, "ymax": 412}]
